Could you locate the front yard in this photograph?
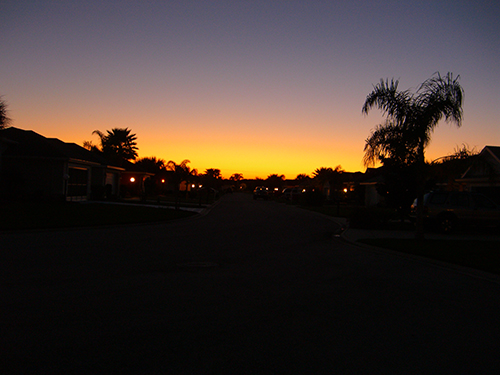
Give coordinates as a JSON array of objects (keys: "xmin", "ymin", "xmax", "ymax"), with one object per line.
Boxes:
[
  {"xmin": 301, "ymin": 203, "xmax": 500, "ymax": 276},
  {"xmin": 360, "ymin": 238, "xmax": 500, "ymax": 275},
  {"xmin": 0, "ymin": 200, "xmax": 196, "ymax": 231}
]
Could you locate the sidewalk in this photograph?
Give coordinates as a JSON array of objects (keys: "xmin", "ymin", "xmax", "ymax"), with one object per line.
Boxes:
[
  {"xmin": 343, "ymin": 227, "xmax": 500, "ymax": 242},
  {"xmin": 90, "ymin": 200, "xmax": 206, "ymax": 213},
  {"xmin": 327, "ymin": 216, "xmax": 500, "ymax": 242}
]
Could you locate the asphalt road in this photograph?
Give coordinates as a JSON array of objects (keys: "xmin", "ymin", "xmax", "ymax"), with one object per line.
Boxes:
[{"xmin": 2, "ymin": 193, "xmax": 500, "ymax": 374}]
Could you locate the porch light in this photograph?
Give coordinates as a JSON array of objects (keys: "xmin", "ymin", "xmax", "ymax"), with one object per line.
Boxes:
[{"xmin": 130, "ymin": 177, "xmax": 136, "ymax": 183}]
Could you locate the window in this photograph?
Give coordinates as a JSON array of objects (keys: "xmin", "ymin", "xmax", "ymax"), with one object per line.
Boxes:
[{"xmin": 67, "ymin": 167, "xmax": 88, "ymax": 198}]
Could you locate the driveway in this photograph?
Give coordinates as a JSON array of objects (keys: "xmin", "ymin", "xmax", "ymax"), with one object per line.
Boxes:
[{"xmin": 2, "ymin": 193, "xmax": 500, "ymax": 373}]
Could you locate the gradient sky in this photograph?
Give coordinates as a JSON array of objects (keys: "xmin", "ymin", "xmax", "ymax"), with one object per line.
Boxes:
[{"xmin": 2, "ymin": 1, "xmax": 499, "ymax": 179}]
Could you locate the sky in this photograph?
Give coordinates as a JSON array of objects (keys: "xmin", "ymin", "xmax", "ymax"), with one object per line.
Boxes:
[{"xmin": 2, "ymin": 0, "xmax": 499, "ymax": 179}]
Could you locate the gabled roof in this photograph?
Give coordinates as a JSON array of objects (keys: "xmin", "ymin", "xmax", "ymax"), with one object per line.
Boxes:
[
  {"xmin": 484, "ymin": 146, "xmax": 500, "ymax": 164},
  {"xmin": 460, "ymin": 145, "xmax": 500, "ymax": 179},
  {"xmin": 1, "ymin": 127, "xmax": 122, "ymax": 169}
]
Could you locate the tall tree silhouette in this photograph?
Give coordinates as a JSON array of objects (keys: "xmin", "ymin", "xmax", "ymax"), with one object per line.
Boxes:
[
  {"xmin": 92, "ymin": 128, "xmax": 138, "ymax": 165},
  {"xmin": 362, "ymin": 72, "xmax": 464, "ymax": 239}
]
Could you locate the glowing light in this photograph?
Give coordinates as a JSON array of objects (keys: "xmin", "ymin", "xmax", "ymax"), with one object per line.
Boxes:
[
  {"xmin": 161, "ymin": 179, "xmax": 165, "ymax": 183},
  {"xmin": 343, "ymin": 188, "xmax": 348, "ymax": 193},
  {"xmin": 130, "ymin": 177, "xmax": 135, "ymax": 183}
]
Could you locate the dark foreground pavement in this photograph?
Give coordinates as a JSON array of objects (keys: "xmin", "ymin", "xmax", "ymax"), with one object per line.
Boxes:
[{"xmin": 2, "ymin": 193, "xmax": 500, "ymax": 374}]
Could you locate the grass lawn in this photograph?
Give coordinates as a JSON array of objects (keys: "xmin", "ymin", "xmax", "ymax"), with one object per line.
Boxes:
[
  {"xmin": 0, "ymin": 200, "xmax": 196, "ymax": 231},
  {"xmin": 301, "ymin": 204, "xmax": 500, "ymax": 275},
  {"xmin": 360, "ymin": 238, "xmax": 500, "ymax": 275}
]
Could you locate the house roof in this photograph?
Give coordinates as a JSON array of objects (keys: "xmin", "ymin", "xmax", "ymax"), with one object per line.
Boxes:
[
  {"xmin": 460, "ymin": 145, "xmax": 500, "ymax": 179},
  {"xmin": 2, "ymin": 127, "xmax": 67, "ymax": 159},
  {"xmin": 359, "ymin": 167, "xmax": 385, "ymax": 185},
  {"xmin": 484, "ymin": 146, "xmax": 500, "ymax": 164},
  {"xmin": 1, "ymin": 127, "xmax": 122, "ymax": 169}
]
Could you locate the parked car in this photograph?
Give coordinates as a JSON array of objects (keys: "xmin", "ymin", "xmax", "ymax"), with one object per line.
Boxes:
[
  {"xmin": 411, "ymin": 191, "xmax": 500, "ymax": 232},
  {"xmin": 282, "ymin": 187, "xmax": 304, "ymax": 201},
  {"xmin": 253, "ymin": 186, "xmax": 270, "ymax": 200}
]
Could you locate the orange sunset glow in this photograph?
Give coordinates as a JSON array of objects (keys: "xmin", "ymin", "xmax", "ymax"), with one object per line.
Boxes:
[{"xmin": 2, "ymin": 1, "xmax": 499, "ymax": 179}]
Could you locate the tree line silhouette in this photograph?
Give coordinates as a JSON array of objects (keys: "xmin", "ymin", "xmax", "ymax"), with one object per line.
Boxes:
[{"xmin": 81, "ymin": 124, "xmax": 356, "ymax": 198}]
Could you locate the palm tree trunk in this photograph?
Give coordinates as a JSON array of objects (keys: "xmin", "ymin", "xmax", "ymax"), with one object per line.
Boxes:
[{"xmin": 415, "ymin": 140, "xmax": 426, "ymax": 240}]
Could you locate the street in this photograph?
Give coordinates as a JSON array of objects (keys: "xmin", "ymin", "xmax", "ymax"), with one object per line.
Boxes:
[{"xmin": 2, "ymin": 193, "xmax": 500, "ymax": 374}]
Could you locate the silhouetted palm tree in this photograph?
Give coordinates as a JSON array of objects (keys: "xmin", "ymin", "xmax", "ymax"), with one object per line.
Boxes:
[
  {"xmin": 135, "ymin": 157, "xmax": 166, "ymax": 173},
  {"xmin": 295, "ymin": 174, "xmax": 310, "ymax": 185},
  {"xmin": 202, "ymin": 169, "xmax": 222, "ymax": 189},
  {"xmin": 313, "ymin": 166, "xmax": 343, "ymax": 198},
  {"xmin": 229, "ymin": 173, "xmax": 243, "ymax": 190},
  {"xmin": 92, "ymin": 128, "xmax": 138, "ymax": 165},
  {"xmin": 313, "ymin": 166, "xmax": 343, "ymax": 183},
  {"xmin": 312, "ymin": 167, "xmax": 334, "ymax": 186},
  {"xmin": 166, "ymin": 160, "xmax": 198, "ymax": 206},
  {"xmin": 363, "ymin": 122, "xmax": 420, "ymax": 167},
  {"xmin": 266, "ymin": 174, "xmax": 285, "ymax": 191},
  {"xmin": 82, "ymin": 140, "xmax": 101, "ymax": 153},
  {"xmin": 362, "ymin": 72, "xmax": 464, "ymax": 239}
]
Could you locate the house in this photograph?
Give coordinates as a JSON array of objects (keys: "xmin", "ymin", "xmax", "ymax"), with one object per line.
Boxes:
[
  {"xmin": 358, "ymin": 167, "xmax": 385, "ymax": 206},
  {"xmin": 119, "ymin": 160, "xmax": 155, "ymax": 197},
  {"xmin": 457, "ymin": 146, "xmax": 500, "ymax": 203},
  {"xmin": 0, "ymin": 127, "xmax": 123, "ymax": 201},
  {"xmin": 357, "ymin": 146, "xmax": 500, "ymax": 207}
]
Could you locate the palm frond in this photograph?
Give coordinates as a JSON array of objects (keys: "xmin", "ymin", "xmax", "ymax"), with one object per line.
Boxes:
[
  {"xmin": 416, "ymin": 72, "xmax": 464, "ymax": 132},
  {"xmin": 362, "ymin": 78, "xmax": 412, "ymax": 123},
  {"xmin": 363, "ymin": 121, "xmax": 420, "ymax": 167}
]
